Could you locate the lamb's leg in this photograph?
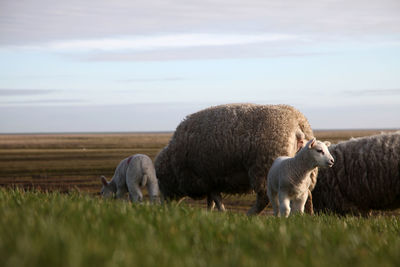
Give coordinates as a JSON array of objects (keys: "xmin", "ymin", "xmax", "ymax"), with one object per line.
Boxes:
[
  {"xmin": 126, "ymin": 173, "xmax": 143, "ymax": 203},
  {"xmin": 115, "ymin": 187, "xmax": 127, "ymax": 199},
  {"xmin": 291, "ymin": 192, "xmax": 308, "ymax": 214},
  {"xmin": 146, "ymin": 174, "xmax": 161, "ymax": 204},
  {"xmin": 127, "ymin": 184, "xmax": 143, "ymax": 203},
  {"xmin": 269, "ymin": 191, "xmax": 280, "ymax": 216},
  {"xmin": 279, "ymin": 192, "xmax": 291, "ymax": 218},
  {"xmin": 304, "ymin": 190, "xmax": 314, "ymax": 215}
]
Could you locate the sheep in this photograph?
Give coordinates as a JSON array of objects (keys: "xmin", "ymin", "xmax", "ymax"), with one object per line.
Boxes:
[
  {"xmin": 267, "ymin": 138, "xmax": 334, "ymax": 217},
  {"xmin": 100, "ymin": 154, "xmax": 160, "ymax": 203},
  {"xmin": 312, "ymin": 132, "xmax": 400, "ymax": 216},
  {"xmin": 154, "ymin": 103, "xmax": 315, "ymax": 215}
]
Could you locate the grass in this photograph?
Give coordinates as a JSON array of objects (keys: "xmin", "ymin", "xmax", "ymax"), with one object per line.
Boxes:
[{"xmin": 0, "ymin": 189, "xmax": 399, "ymax": 267}]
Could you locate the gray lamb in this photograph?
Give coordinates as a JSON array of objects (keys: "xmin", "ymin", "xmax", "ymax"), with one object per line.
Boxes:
[{"xmin": 101, "ymin": 154, "xmax": 160, "ymax": 203}]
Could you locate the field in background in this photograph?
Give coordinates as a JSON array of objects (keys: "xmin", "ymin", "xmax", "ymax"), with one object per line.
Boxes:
[{"xmin": 0, "ymin": 129, "xmax": 397, "ymax": 213}]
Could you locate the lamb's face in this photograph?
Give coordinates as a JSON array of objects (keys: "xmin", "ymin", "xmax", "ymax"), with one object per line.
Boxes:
[
  {"xmin": 100, "ymin": 185, "xmax": 114, "ymax": 199},
  {"xmin": 308, "ymin": 139, "xmax": 334, "ymax": 168},
  {"xmin": 100, "ymin": 176, "xmax": 115, "ymax": 199}
]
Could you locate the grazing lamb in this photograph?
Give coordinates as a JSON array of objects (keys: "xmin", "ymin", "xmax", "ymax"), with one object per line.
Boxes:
[
  {"xmin": 312, "ymin": 132, "xmax": 400, "ymax": 216},
  {"xmin": 155, "ymin": 103, "xmax": 315, "ymax": 215},
  {"xmin": 267, "ymin": 138, "xmax": 334, "ymax": 217},
  {"xmin": 100, "ymin": 154, "xmax": 160, "ymax": 203}
]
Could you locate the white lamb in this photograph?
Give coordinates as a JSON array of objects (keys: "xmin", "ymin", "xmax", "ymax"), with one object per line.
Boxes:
[
  {"xmin": 100, "ymin": 154, "xmax": 160, "ymax": 203},
  {"xmin": 267, "ymin": 138, "xmax": 334, "ymax": 217}
]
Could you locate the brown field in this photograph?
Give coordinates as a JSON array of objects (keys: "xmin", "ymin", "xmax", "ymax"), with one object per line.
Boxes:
[{"xmin": 0, "ymin": 129, "xmax": 397, "ymax": 213}]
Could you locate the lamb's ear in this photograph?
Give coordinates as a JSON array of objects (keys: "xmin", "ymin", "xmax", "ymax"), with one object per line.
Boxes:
[
  {"xmin": 324, "ymin": 141, "xmax": 331, "ymax": 147},
  {"xmin": 307, "ymin": 138, "xmax": 316, "ymax": 148},
  {"xmin": 101, "ymin": 176, "xmax": 108, "ymax": 186}
]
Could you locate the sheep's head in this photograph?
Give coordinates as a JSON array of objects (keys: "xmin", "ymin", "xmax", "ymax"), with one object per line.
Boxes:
[
  {"xmin": 100, "ymin": 176, "xmax": 116, "ymax": 198},
  {"xmin": 307, "ymin": 138, "xmax": 334, "ymax": 168}
]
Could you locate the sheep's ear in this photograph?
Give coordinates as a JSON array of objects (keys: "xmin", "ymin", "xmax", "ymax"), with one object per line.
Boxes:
[
  {"xmin": 101, "ymin": 176, "xmax": 108, "ymax": 186},
  {"xmin": 324, "ymin": 141, "xmax": 331, "ymax": 147},
  {"xmin": 307, "ymin": 138, "xmax": 316, "ymax": 148},
  {"xmin": 295, "ymin": 128, "xmax": 305, "ymax": 140},
  {"xmin": 296, "ymin": 139, "xmax": 304, "ymax": 152}
]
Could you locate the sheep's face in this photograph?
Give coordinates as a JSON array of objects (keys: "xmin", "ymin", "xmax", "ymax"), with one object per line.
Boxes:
[
  {"xmin": 307, "ymin": 138, "xmax": 334, "ymax": 168},
  {"xmin": 100, "ymin": 176, "xmax": 115, "ymax": 199}
]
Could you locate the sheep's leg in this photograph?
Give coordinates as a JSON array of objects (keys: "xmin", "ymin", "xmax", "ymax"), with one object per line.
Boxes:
[
  {"xmin": 247, "ymin": 191, "xmax": 269, "ymax": 215},
  {"xmin": 207, "ymin": 193, "xmax": 226, "ymax": 211},
  {"xmin": 279, "ymin": 192, "xmax": 291, "ymax": 218},
  {"xmin": 212, "ymin": 193, "xmax": 226, "ymax": 212},
  {"xmin": 207, "ymin": 195, "xmax": 215, "ymax": 210},
  {"xmin": 247, "ymin": 167, "xmax": 269, "ymax": 215}
]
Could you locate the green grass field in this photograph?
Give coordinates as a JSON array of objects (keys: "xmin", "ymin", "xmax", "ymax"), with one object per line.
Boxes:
[
  {"xmin": 0, "ymin": 189, "xmax": 399, "ymax": 267},
  {"xmin": 0, "ymin": 130, "xmax": 399, "ymax": 266}
]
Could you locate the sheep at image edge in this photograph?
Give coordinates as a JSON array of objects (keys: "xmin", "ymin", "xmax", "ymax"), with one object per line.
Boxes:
[
  {"xmin": 155, "ymin": 103, "xmax": 316, "ymax": 215},
  {"xmin": 313, "ymin": 131, "xmax": 400, "ymax": 216}
]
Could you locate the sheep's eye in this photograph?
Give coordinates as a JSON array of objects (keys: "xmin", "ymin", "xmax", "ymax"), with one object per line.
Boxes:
[{"xmin": 317, "ymin": 149, "xmax": 324, "ymax": 154}]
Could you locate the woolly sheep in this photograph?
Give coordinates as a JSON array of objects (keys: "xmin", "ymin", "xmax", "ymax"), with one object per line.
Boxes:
[
  {"xmin": 312, "ymin": 132, "xmax": 400, "ymax": 215},
  {"xmin": 155, "ymin": 103, "xmax": 315, "ymax": 214},
  {"xmin": 267, "ymin": 138, "xmax": 334, "ymax": 217},
  {"xmin": 101, "ymin": 154, "xmax": 160, "ymax": 203}
]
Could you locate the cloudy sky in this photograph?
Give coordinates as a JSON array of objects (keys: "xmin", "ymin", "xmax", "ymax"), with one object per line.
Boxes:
[{"xmin": 0, "ymin": 0, "xmax": 399, "ymax": 133}]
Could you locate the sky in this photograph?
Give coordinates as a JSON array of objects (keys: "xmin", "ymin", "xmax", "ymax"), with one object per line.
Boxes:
[{"xmin": 0, "ymin": 0, "xmax": 399, "ymax": 133}]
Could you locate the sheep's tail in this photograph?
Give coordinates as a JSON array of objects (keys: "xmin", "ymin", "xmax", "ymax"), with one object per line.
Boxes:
[{"xmin": 139, "ymin": 158, "xmax": 152, "ymax": 187}]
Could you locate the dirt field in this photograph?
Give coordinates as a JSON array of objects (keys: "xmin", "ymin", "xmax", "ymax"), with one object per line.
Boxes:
[{"xmin": 0, "ymin": 129, "xmax": 397, "ymax": 213}]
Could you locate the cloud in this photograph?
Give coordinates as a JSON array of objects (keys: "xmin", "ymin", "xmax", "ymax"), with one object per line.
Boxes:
[
  {"xmin": 0, "ymin": 98, "xmax": 86, "ymax": 105},
  {"xmin": 0, "ymin": 89, "xmax": 56, "ymax": 96},
  {"xmin": 344, "ymin": 89, "xmax": 400, "ymax": 96},
  {"xmin": 1, "ymin": 0, "xmax": 399, "ymax": 47},
  {"xmin": 117, "ymin": 77, "xmax": 185, "ymax": 83},
  {"xmin": 20, "ymin": 33, "xmax": 300, "ymax": 52},
  {"xmin": 80, "ymin": 45, "xmax": 325, "ymax": 62}
]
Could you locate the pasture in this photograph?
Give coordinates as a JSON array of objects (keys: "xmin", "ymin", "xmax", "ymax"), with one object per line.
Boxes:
[
  {"xmin": 0, "ymin": 130, "xmax": 399, "ymax": 267},
  {"xmin": 0, "ymin": 189, "xmax": 399, "ymax": 267}
]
